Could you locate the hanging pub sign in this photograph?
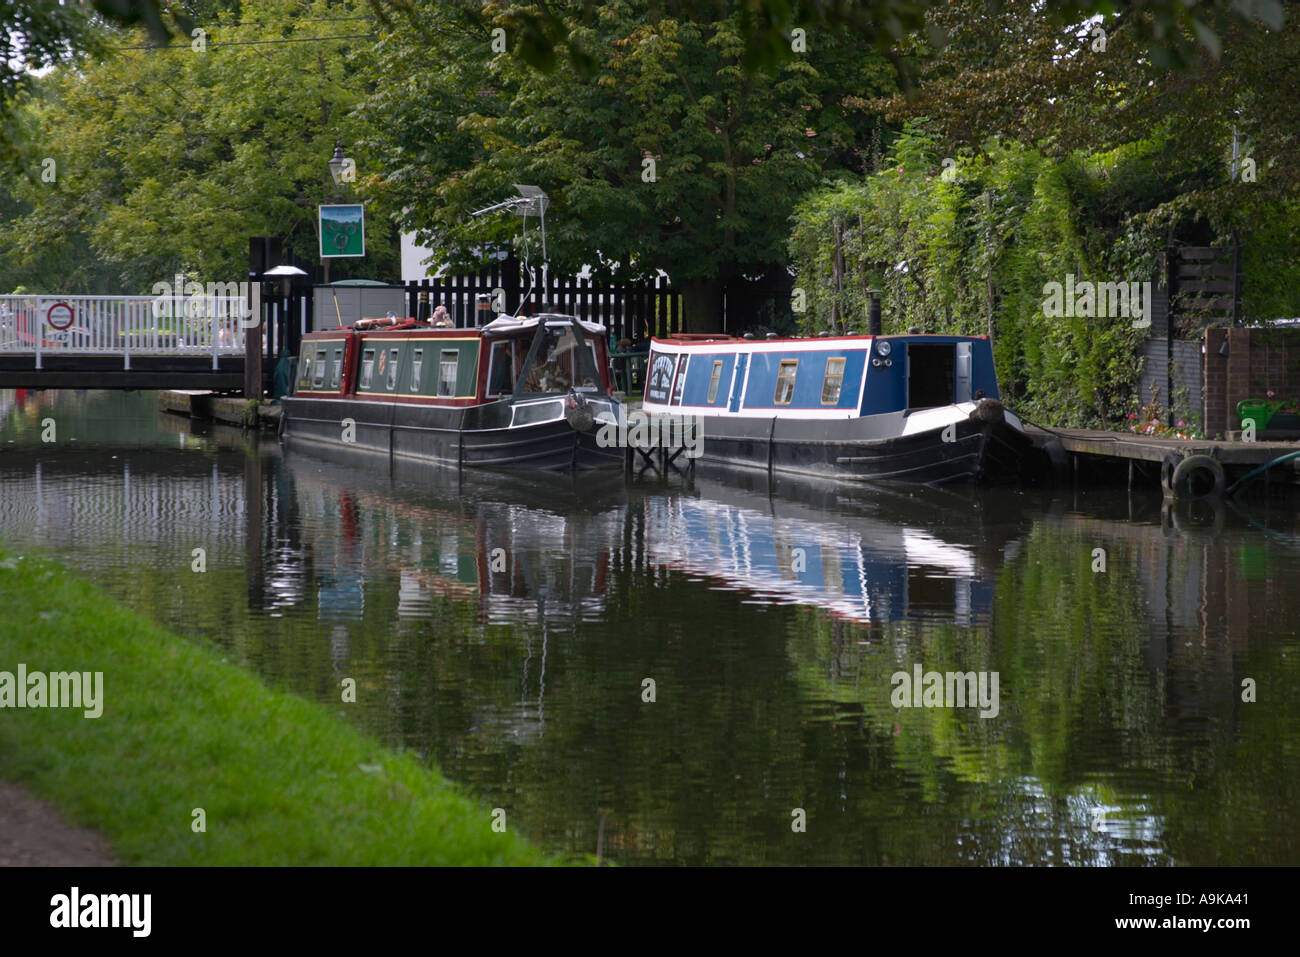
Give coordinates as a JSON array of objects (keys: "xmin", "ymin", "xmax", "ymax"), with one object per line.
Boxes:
[{"xmin": 319, "ymin": 204, "xmax": 366, "ymax": 258}]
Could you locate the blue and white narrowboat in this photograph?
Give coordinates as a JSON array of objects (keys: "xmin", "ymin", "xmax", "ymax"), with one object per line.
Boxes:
[{"xmin": 640, "ymin": 330, "xmax": 1041, "ymax": 484}]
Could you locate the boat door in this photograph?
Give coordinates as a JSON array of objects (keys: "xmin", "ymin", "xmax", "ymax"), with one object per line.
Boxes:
[
  {"xmin": 728, "ymin": 353, "xmax": 748, "ymax": 412},
  {"xmin": 906, "ymin": 343, "xmax": 956, "ymax": 408},
  {"xmin": 955, "ymin": 341, "xmax": 972, "ymax": 402}
]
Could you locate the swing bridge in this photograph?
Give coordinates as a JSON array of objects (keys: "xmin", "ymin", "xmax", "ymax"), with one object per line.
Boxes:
[{"xmin": 0, "ymin": 293, "xmax": 288, "ymax": 391}]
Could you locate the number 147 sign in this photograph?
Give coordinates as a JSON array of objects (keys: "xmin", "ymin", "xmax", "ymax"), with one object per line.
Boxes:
[{"xmin": 319, "ymin": 204, "xmax": 365, "ymax": 258}]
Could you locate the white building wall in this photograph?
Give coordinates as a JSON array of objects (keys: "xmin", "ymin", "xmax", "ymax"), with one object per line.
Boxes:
[{"xmin": 400, "ymin": 232, "xmax": 439, "ymax": 283}]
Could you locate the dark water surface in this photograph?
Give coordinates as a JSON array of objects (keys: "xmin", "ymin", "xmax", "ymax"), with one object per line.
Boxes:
[{"xmin": 2, "ymin": 389, "xmax": 1297, "ymax": 865}]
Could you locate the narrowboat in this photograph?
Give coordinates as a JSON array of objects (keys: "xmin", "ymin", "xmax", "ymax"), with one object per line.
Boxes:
[
  {"xmin": 640, "ymin": 330, "xmax": 1043, "ymax": 484},
  {"xmin": 281, "ymin": 312, "xmax": 624, "ymax": 471}
]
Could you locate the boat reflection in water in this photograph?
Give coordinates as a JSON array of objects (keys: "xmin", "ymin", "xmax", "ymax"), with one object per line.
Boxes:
[
  {"xmin": 283, "ymin": 445, "xmax": 627, "ymax": 627},
  {"xmin": 281, "ymin": 435, "xmax": 1033, "ymax": 636},
  {"xmin": 284, "ymin": 440, "xmax": 1026, "ymax": 634},
  {"xmin": 642, "ymin": 465, "xmax": 1025, "ymax": 627}
]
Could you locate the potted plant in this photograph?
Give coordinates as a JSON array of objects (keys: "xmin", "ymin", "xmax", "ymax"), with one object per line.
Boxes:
[{"xmin": 1270, "ymin": 396, "xmax": 1300, "ymax": 431}]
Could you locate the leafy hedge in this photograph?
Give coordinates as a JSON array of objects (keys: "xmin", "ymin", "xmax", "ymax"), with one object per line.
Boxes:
[{"xmin": 789, "ymin": 123, "xmax": 1300, "ymax": 428}]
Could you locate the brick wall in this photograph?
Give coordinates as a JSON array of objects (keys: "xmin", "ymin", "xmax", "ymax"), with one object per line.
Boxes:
[{"xmin": 1204, "ymin": 326, "xmax": 1300, "ymax": 436}]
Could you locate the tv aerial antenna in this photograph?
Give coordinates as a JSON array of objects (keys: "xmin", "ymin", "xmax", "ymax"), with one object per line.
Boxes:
[{"xmin": 471, "ymin": 185, "xmax": 549, "ymax": 316}]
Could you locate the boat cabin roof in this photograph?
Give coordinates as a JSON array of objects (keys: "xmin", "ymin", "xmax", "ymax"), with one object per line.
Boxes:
[
  {"xmin": 301, "ymin": 313, "xmax": 606, "ymax": 340},
  {"xmin": 650, "ymin": 332, "xmax": 991, "ymax": 349},
  {"xmin": 481, "ymin": 313, "xmax": 606, "ymax": 337}
]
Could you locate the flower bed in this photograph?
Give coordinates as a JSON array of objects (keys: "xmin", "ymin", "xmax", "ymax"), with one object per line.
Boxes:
[{"xmin": 1128, "ymin": 413, "xmax": 1203, "ymax": 440}]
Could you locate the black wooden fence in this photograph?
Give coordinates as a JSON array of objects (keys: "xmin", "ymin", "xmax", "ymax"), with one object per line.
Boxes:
[
  {"xmin": 723, "ymin": 265, "xmax": 797, "ymax": 335},
  {"xmin": 403, "ymin": 259, "xmax": 682, "ymax": 345}
]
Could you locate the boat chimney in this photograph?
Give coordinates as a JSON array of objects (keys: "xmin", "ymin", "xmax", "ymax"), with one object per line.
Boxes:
[{"xmin": 866, "ymin": 289, "xmax": 882, "ymax": 336}]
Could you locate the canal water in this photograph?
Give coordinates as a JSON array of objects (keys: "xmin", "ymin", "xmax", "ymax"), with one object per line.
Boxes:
[{"xmin": 1, "ymin": 389, "xmax": 1297, "ymax": 865}]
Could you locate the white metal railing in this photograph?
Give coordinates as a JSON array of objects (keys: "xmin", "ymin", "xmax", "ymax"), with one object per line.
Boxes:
[{"xmin": 0, "ymin": 294, "xmax": 252, "ymax": 370}]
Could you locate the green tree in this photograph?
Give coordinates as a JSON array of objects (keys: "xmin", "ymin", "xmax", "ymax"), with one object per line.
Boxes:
[
  {"xmin": 363, "ymin": 0, "xmax": 897, "ymax": 330},
  {"xmin": 3, "ymin": 0, "xmax": 397, "ymax": 290},
  {"xmin": 789, "ymin": 2, "xmax": 1300, "ymax": 426},
  {"xmin": 409, "ymin": 1, "xmax": 1284, "ymax": 78},
  {"xmin": 875, "ymin": 0, "xmax": 1299, "ymax": 308}
]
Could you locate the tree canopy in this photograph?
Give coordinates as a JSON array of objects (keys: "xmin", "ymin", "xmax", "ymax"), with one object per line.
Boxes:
[
  {"xmin": 1, "ymin": 0, "xmax": 396, "ymax": 292},
  {"xmin": 363, "ymin": 0, "xmax": 898, "ymax": 329},
  {"xmin": 0, "ymin": 0, "xmax": 1293, "ymax": 336}
]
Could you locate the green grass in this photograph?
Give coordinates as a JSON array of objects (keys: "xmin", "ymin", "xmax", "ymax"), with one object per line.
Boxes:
[{"xmin": 0, "ymin": 548, "xmax": 554, "ymax": 865}]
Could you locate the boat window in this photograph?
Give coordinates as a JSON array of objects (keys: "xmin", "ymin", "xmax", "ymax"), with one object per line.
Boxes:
[
  {"xmin": 360, "ymin": 348, "xmax": 375, "ymax": 389},
  {"xmin": 523, "ymin": 338, "xmax": 570, "ymax": 393},
  {"xmin": 575, "ymin": 335, "xmax": 601, "ymax": 391},
  {"xmin": 671, "ymin": 355, "xmax": 689, "ymax": 405},
  {"xmin": 297, "ymin": 346, "xmax": 313, "ymax": 388},
  {"xmin": 438, "ymin": 350, "xmax": 459, "ymax": 396},
  {"xmin": 386, "ymin": 349, "xmax": 401, "ymax": 390},
  {"xmin": 521, "ymin": 325, "xmax": 601, "ymax": 394},
  {"xmin": 774, "ymin": 359, "xmax": 798, "ymax": 405},
  {"xmin": 330, "ymin": 349, "xmax": 343, "ymax": 389},
  {"xmin": 821, "ymin": 357, "xmax": 845, "ymax": 405},
  {"xmin": 707, "ymin": 360, "xmax": 723, "ymax": 404},
  {"xmin": 411, "ymin": 349, "xmax": 423, "ymax": 392},
  {"xmin": 311, "ymin": 348, "xmax": 328, "ymax": 388},
  {"xmin": 488, "ymin": 341, "xmax": 515, "ymax": 396}
]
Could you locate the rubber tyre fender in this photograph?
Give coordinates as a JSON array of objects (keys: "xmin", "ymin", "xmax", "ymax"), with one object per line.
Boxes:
[
  {"xmin": 565, "ymin": 405, "xmax": 595, "ymax": 432},
  {"xmin": 1159, "ymin": 452, "xmax": 1181, "ymax": 498},
  {"xmin": 1171, "ymin": 454, "xmax": 1226, "ymax": 501}
]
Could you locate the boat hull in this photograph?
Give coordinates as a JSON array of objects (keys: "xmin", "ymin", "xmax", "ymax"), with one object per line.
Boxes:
[
  {"xmin": 281, "ymin": 396, "xmax": 623, "ymax": 472},
  {"xmin": 678, "ymin": 410, "xmax": 1043, "ymax": 485}
]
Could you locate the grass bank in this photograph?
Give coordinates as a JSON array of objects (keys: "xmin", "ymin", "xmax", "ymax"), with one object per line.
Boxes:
[{"xmin": 0, "ymin": 547, "xmax": 552, "ymax": 865}]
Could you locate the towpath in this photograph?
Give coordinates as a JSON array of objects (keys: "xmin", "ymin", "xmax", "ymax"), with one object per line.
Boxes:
[{"xmin": 0, "ymin": 779, "xmax": 116, "ymax": 866}]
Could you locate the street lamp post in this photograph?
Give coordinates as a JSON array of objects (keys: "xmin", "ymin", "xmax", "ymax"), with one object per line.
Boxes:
[
  {"xmin": 323, "ymin": 140, "xmax": 349, "ymax": 284},
  {"xmin": 328, "ymin": 140, "xmax": 348, "ymax": 190}
]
